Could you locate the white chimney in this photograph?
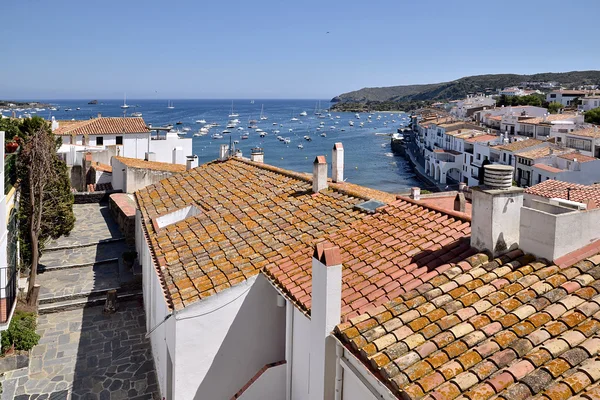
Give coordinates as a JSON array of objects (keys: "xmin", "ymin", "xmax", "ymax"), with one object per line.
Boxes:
[
  {"xmin": 309, "ymin": 242, "xmax": 342, "ymax": 400},
  {"xmin": 332, "ymin": 143, "xmax": 344, "ymax": 183},
  {"xmin": 97, "ymin": 112, "xmax": 102, "ymax": 119},
  {"xmin": 186, "ymin": 155, "xmax": 198, "ymax": 170},
  {"xmin": 410, "ymin": 187, "xmax": 421, "ymax": 200},
  {"xmin": 145, "ymin": 152, "xmax": 156, "ymax": 162},
  {"xmin": 471, "ymin": 165, "xmax": 523, "ymax": 257},
  {"xmin": 250, "ymin": 147, "xmax": 264, "ymax": 163},
  {"xmin": 313, "ymin": 156, "xmax": 327, "ymax": 193},
  {"xmin": 51, "ymin": 116, "xmax": 59, "ymax": 132},
  {"xmin": 219, "ymin": 144, "xmax": 229, "ymax": 160}
]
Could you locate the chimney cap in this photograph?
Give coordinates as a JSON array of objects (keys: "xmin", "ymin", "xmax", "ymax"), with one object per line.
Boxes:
[
  {"xmin": 313, "ymin": 241, "xmax": 341, "ymax": 267},
  {"xmin": 314, "ymin": 155, "xmax": 326, "ymax": 164},
  {"xmin": 333, "ymin": 142, "xmax": 343, "ymax": 150},
  {"xmin": 251, "ymin": 147, "xmax": 264, "ymax": 154},
  {"xmin": 483, "ymin": 164, "xmax": 514, "ymax": 190}
]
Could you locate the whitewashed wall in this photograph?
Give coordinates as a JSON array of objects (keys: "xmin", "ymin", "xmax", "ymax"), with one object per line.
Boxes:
[
  {"xmin": 290, "ymin": 307, "xmax": 311, "ymax": 400},
  {"xmin": 149, "ymin": 136, "xmax": 193, "ymax": 165},
  {"xmin": 237, "ymin": 363, "xmax": 286, "ymax": 400},
  {"xmin": 341, "ymin": 368, "xmax": 378, "ymax": 400}
]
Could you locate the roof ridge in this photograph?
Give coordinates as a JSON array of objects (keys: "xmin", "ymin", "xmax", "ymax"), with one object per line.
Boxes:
[{"xmin": 395, "ymin": 196, "xmax": 472, "ymax": 222}]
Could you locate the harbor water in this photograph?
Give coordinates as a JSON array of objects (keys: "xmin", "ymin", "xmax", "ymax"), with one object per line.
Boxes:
[{"xmin": 10, "ymin": 99, "xmax": 420, "ymax": 193}]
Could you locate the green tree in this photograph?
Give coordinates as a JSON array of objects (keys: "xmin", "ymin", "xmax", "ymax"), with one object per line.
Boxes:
[
  {"xmin": 585, "ymin": 107, "xmax": 600, "ymax": 124},
  {"xmin": 17, "ymin": 117, "xmax": 75, "ymax": 304},
  {"xmin": 0, "ymin": 118, "xmax": 20, "ymax": 143},
  {"xmin": 548, "ymin": 102, "xmax": 563, "ymax": 114}
]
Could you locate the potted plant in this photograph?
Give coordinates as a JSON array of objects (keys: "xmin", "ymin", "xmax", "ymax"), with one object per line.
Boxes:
[
  {"xmin": 5, "ymin": 141, "xmax": 18, "ymax": 154},
  {"xmin": 122, "ymin": 251, "xmax": 138, "ymax": 269}
]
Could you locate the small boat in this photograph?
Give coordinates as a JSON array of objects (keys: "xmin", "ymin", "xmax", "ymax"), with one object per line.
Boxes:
[
  {"xmin": 222, "ymin": 129, "xmax": 231, "ymax": 134},
  {"xmin": 64, "ymin": 108, "xmax": 72, "ymax": 111},
  {"xmin": 291, "ymin": 117, "xmax": 299, "ymax": 121},
  {"xmin": 298, "ymin": 144, "xmax": 304, "ymax": 149},
  {"xmin": 237, "ymin": 127, "xmax": 244, "ymax": 131},
  {"xmin": 49, "ymin": 107, "xmax": 57, "ymax": 111},
  {"xmin": 272, "ymin": 122, "xmax": 278, "ymax": 126},
  {"xmin": 283, "ymin": 137, "xmax": 291, "ymax": 144},
  {"xmin": 256, "ymin": 128, "xmax": 263, "ymax": 132},
  {"xmin": 75, "ymin": 107, "xmax": 81, "ymax": 110},
  {"xmin": 321, "ymin": 132, "xmax": 327, "ymax": 137},
  {"xmin": 288, "ymin": 128, "xmax": 293, "ymax": 132},
  {"xmin": 166, "ymin": 124, "xmax": 174, "ymax": 129},
  {"xmin": 248, "ymin": 125, "xmax": 258, "ymax": 129},
  {"xmin": 229, "ymin": 118, "xmax": 240, "ymax": 123},
  {"xmin": 131, "ymin": 112, "xmax": 143, "ymax": 117},
  {"xmin": 335, "ymin": 116, "xmax": 340, "ymax": 119},
  {"xmin": 341, "ymin": 129, "xmax": 346, "ymax": 132},
  {"xmin": 176, "ymin": 121, "xmax": 183, "ymax": 125},
  {"xmin": 241, "ymin": 134, "xmax": 249, "ymax": 140},
  {"xmin": 277, "ymin": 136, "xmax": 284, "ymax": 141},
  {"xmin": 330, "ymin": 126, "xmax": 335, "ymax": 130},
  {"xmin": 260, "ymin": 105, "xmax": 268, "ymax": 120},
  {"xmin": 349, "ymin": 121, "xmax": 354, "ymax": 126},
  {"xmin": 299, "ymin": 111, "xmax": 307, "ymax": 116},
  {"xmin": 355, "ymin": 113, "xmax": 360, "ymax": 119},
  {"xmin": 274, "ymin": 130, "xmax": 280, "ymax": 134},
  {"xmin": 121, "ymin": 94, "xmax": 130, "ymax": 109},
  {"xmin": 226, "ymin": 124, "xmax": 236, "ymax": 129},
  {"xmin": 212, "ymin": 133, "xmax": 223, "ymax": 139},
  {"xmin": 175, "ymin": 130, "xmax": 186, "ymax": 137},
  {"xmin": 196, "ymin": 119, "xmax": 206, "ymax": 124},
  {"xmin": 182, "ymin": 127, "xmax": 191, "ymax": 132},
  {"xmin": 200, "ymin": 127, "xmax": 209, "ymax": 133},
  {"xmin": 304, "ymin": 136, "xmax": 312, "ymax": 141},
  {"xmin": 259, "ymin": 132, "xmax": 266, "ymax": 137},
  {"xmin": 229, "ymin": 101, "xmax": 239, "ymax": 118},
  {"xmin": 359, "ymin": 122, "xmax": 364, "ymax": 127},
  {"xmin": 193, "ymin": 132, "xmax": 202, "ymax": 137},
  {"xmin": 234, "ymin": 140, "xmax": 240, "ymax": 144},
  {"xmin": 167, "ymin": 100, "xmax": 175, "ymax": 109}
]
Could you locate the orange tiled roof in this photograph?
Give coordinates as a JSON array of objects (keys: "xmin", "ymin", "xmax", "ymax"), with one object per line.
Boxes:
[
  {"xmin": 517, "ymin": 146, "xmax": 572, "ymax": 160},
  {"xmin": 568, "ymin": 127, "xmax": 600, "ymax": 139},
  {"xmin": 494, "ymin": 139, "xmax": 544, "ymax": 152},
  {"xmin": 465, "ymin": 134, "xmax": 498, "ymax": 144},
  {"xmin": 114, "ymin": 156, "xmax": 186, "ymax": 173},
  {"xmin": 135, "ymin": 157, "xmax": 395, "ymax": 310},
  {"xmin": 525, "ymin": 180, "xmax": 600, "ymax": 205},
  {"xmin": 558, "ymin": 153, "xmax": 597, "ymax": 163},
  {"xmin": 264, "ymin": 198, "xmax": 473, "ymax": 319},
  {"xmin": 54, "ymin": 117, "xmax": 150, "ymax": 135},
  {"xmin": 532, "ymin": 163, "xmax": 563, "ymax": 173},
  {"xmin": 335, "ymin": 251, "xmax": 600, "ymax": 399},
  {"xmin": 92, "ymin": 162, "xmax": 112, "ymax": 173},
  {"xmin": 519, "ymin": 113, "xmax": 579, "ymax": 125}
]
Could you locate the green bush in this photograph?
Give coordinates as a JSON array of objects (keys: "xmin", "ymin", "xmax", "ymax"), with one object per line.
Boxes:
[{"xmin": 1, "ymin": 311, "xmax": 40, "ymax": 352}]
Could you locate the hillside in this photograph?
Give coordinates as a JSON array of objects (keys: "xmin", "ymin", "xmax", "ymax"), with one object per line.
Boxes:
[{"xmin": 331, "ymin": 71, "xmax": 600, "ymax": 107}]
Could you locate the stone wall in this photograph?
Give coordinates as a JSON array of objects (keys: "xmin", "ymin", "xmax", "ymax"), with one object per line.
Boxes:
[
  {"xmin": 109, "ymin": 193, "xmax": 136, "ymax": 244},
  {"xmin": 73, "ymin": 189, "xmax": 121, "ymax": 204}
]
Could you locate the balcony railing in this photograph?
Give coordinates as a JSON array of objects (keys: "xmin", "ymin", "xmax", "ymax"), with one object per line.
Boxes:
[{"xmin": 5, "ymin": 150, "xmax": 18, "ymax": 195}]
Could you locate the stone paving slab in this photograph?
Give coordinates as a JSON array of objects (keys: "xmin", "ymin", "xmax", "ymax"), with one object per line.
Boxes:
[
  {"xmin": 0, "ymin": 302, "xmax": 159, "ymax": 400},
  {"xmin": 38, "ymin": 263, "xmax": 121, "ymax": 302},
  {"xmin": 40, "ymin": 241, "xmax": 129, "ymax": 270},
  {"xmin": 45, "ymin": 204, "xmax": 123, "ymax": 250}
]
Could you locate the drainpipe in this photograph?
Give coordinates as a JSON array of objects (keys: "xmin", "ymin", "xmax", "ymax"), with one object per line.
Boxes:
[
  {"xmin": 285, "ymin": 300, "xmax": 294, "ymax": 400},
  {"xmin": 335, "ymin": 341, "xmax": 343, "ymax": 400}
]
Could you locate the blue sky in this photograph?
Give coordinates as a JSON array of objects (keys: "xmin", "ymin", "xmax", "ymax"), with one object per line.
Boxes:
[{"xmin": 2, "ymin": 0, "xmax": 599, "ymax": 100}]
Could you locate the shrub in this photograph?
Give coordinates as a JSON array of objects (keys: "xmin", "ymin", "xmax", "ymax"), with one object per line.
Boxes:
[{"xmin": 1, "ymin": 311, "xmax": 40, "ymax": 352}]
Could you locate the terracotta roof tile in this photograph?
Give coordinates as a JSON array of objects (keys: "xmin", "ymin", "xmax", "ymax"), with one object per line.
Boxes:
[
  {"xmin": 335, "ymin": 251, "xmax": 600, "ymax": 399},
  {"xmin": 135, "ymin": 157, "xmax": 393, "ymax": 311},
  {"xmin": 114, "ymin": 156, "xmax": 186, "ymax": 173},
  {"xmin": 525, "ymin": 180, "xmax": 600, "ymax": 206},
  {"xmin": 494, "ymin": 139, "xmax": 544, "ymax": 152},
  {"xmin": 567, "ymin": 126, "xmax": 600, "ymax": 139},
  {"xmin": 54, "ymin": 116, "xmax": 150, "ymax": 135},
  {"xmin": 518, "ymin": 113, "xmax": 580, "ymax": 126},
  {"xmin": 558, "ymin": 152, "xmax": 597, "ymax": 163},
  {"xmin": 264, "ymin": 197, "xmax": 471, "ymax": 318}
]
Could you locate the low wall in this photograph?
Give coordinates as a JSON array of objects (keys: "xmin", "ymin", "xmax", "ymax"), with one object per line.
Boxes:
[
  {"xmin": 73, "ymin": 189, "xmax": 122, "ymax": 204},
  {"xmin": 109, "ymin": 193, "xmax": 136, "ymax": 244},
  {"xmin": 0, "ymin": 351, "xmax": 28, "ymax": 374}
]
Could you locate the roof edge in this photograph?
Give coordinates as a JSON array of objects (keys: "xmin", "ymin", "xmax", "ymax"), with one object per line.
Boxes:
[{"xmin": 395, "ymin": 195, "xmax": 472, "ymax": 222}]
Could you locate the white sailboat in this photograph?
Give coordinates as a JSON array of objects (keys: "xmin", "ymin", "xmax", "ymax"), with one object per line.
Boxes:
[
  {"xmin": 120, "ymin": 94, "xmax": 130, "ymax": 109},
  {"xmin": 260, "ymin": 104, "xmax": 268, "ymax": 120},
  {"xmin": 167, "ymin": 101, "xmax": 175, "ymax": 109},
  {"xmin": 228, "ymin": 101, "xmax": 239, "ymax": 118}
]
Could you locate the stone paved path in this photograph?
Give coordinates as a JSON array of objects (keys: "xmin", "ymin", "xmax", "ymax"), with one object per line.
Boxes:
[
  {"xmin": 45, "ymin": 204, "xmax": 123, "ymax": 249},
  {"xmin": 1, "ymin": 303, "xmax": 158, "ymax": 400},
  {"xmin": 39, "ymin": 241, "xmax": 128, "ymax": 270},
  {"xmin": 38, "ymin": 262, "xmax": 120, "ymax": 302},
  {"xmin": 0, "ymin": 202, "xmax": 159, "ymax": 400}
]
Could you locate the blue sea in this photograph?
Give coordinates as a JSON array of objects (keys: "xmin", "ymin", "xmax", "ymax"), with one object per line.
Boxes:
[{"xmin": 10, "ymin": 99, "xmax": 420, "ymax": 193}]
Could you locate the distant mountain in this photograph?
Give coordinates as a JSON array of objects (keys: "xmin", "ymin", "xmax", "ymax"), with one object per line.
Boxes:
[{"xmin": 331, "ymin": 71, "xmax": 600, "ymax": 104}]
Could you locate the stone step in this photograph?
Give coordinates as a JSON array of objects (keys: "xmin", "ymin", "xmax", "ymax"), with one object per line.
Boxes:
[
  {"xmin": 39, "ymin": 280, "xmax": 142, "ymax": 305},
  {"xmin": 44, "ymin": 237, "xmax": 125, "ymax": 252},
  {"xmin": 39, "ymin": 241, "xmax": 130, "ymax": 271},
  {"xmin": 38, "ymin": 257, "xmax": 119, "ymax": 272},
  {"xmin": 38, "ymin": 290, "xmax": 143, "ymax": 314}
]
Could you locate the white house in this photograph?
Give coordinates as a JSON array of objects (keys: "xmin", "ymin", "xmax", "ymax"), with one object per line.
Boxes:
[
  {"xmin": 449, "ymin": 95, "xmax": 495, "ymax": 119},
  {"xmin": 0, "ymin": 130, "xmax": 19, "ymax": 330},
  {"xmin": 580, "ymin": 95, "xmax": 600, "ymax": 112},
  {"xmin": 111, "ymin": 155, "xmax": 194, "ymax": 193},
  {"xmin": 546, "ymin": 89, "xmax": 588, "ymax": 106},
  {"xmin": 530, "ymin": 152, "xmax": 600, "ymax": 185},
  {"xmin": 515, "ymin": 113, "xmax": 584, "ymax": 139},
  {"xmin": 551, "ymin": 126, "xmax": 600, "ymax": 158},
  {"xmin": 51, "ymin": 115, "xmax": 193, "ymax": 165},
  {"xmin": 498, "ymin": 87, "xmax": 526, "ymax": 96},
  {"xmin": 134, "ymin": 144, "xmax": 399, "ymax": 400}
]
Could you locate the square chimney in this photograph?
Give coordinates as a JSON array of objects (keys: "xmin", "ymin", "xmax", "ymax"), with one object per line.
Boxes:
[
  {"xmin": 313, "ymin": 156, "xmax": 327, "ymax": 193},
  {"xmin": 471, "ymin": 165, "xmax": 523, "ymax": 257},
  {"xmin": 250, "ymin": 147, "xmax": 264, "ymax": 163},
  {"xmin": 332, "ymin": 143, "xmax": 344, "ymax": 183}
]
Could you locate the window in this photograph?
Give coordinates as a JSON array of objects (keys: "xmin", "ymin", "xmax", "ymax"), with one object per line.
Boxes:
[
  {"xmin": 96, "ymin": 136, "xmax": 103, "ymax": 146},
  {"xmin": 503, "ymin": 153, "xmax": 506, "ymax": 162},
  {"xmin": 116, "ymin": 136, "xmax": 123, "ymax": 145},
  {"xmin": 566, "ymin": 137, "xmax": 591, "ymax": 152},
  {"xmin": 538, "ymin": 174, "xmax": 541, "ymax": 184},
  {"xmin": 476, "ymin": 154, "xmax": 481, "ymax": 160},
  {"xmin": 550, "ymin": 94, "xmax": 556, "ymax": 98}
]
